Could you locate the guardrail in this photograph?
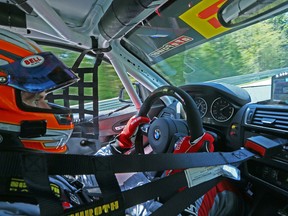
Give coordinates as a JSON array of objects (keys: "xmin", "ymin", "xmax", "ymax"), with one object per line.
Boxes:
[
  {"xmin": 72, "ymin": 97, "xmax": 130, "ymax": 112},
  {"xmin": 211, "ymin": 67, "xmax": 288, "ymax": 86}
]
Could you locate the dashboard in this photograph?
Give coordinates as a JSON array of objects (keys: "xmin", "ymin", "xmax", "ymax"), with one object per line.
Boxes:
[{"xmin": 179, "ymin": 83, "xmax": 288, "ymax": 214}]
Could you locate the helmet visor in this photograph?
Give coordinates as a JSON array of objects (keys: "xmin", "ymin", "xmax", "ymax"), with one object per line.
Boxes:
[{"xmin": 0, "ymin": 52, "xmax": 79, "ymax": 93}]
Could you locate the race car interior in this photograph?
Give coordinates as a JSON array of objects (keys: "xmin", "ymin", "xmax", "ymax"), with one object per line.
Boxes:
[{"xmin": 0, "ymin": 0, "xmax": 288, "ymax": 215}]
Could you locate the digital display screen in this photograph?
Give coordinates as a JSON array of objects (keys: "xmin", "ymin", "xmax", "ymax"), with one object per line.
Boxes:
[{"xmin": 271, "ymin": 72, "xmax": 288, "ymax": 104}]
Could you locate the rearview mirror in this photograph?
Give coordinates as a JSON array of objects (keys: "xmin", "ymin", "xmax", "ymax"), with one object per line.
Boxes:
[
  {"xmin": 218, "ymin": 0, "xmax": 288, "ymax": 27},
  {"xmin": 119, "ymin": 83, "xmax": 141, "ymax": 103}
]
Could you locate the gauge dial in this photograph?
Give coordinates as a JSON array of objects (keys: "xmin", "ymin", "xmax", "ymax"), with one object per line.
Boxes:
[
  {"xmin": 210, "ymin": 97, "xmax": 235, "ymax": 122},
  {"xmin": 194, "ymin": 97, "xmax": 208, "ymax": 118}
]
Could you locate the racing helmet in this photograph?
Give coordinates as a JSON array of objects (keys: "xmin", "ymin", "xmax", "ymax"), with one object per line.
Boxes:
[{"xmin": 0, "ymin": 29, "xmax": 79, "ymax": 153}]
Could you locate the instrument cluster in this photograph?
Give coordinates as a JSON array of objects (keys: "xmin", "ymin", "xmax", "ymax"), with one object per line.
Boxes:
[
  {"xmin": 193, "ymin": 96, "xmax": 236, "ymax": 125},
  {"xmin": 194, "ymin": 96, "xmax": 235, "ymax": 124},
  {"xmin": 180, "ymin": 83, "xmax": 250, "ymax": 126}
]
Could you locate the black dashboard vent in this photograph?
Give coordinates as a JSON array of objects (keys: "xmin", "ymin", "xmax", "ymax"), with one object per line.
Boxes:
[{"xmin": 249, "ymin": 108, "xmax": 288, "ymax": 131}]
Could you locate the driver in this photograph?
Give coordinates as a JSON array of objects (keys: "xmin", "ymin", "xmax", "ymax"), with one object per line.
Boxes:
[{"xmin": 21, "ymin": 91, "xmax": 51, "ymax": 109}]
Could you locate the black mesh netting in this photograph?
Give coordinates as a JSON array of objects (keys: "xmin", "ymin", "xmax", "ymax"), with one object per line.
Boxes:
[{"xmin": 46, "ymin": 65, "xmax": 99, "ymax": 140}]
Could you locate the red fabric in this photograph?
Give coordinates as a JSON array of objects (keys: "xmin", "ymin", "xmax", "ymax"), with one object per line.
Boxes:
[
  {"xmin": 198, "ymin": 179, "xmax": 238, "ymax": 216},
  {"xmin": 62, "ymin": 201, "xmax": 73, "ymax": 209},
  {"xmin": 173, "ymin": 133, "xmax": 215, "ymax": 154},
  {"xmin": 165, "ymin": 133, "xmax": 245, "ymax": 215},
  {"xmin": 117, "ymin": 115, "xmax": 150, "ymax": 149}
]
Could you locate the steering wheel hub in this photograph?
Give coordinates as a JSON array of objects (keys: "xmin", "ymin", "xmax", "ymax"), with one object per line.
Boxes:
[{"xmin": 148, "ymin": 117, "xmax": 189, "ymax": 153}]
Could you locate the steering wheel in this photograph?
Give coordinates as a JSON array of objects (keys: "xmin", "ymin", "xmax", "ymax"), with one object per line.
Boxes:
[{"xmin": 136, "ymin": 85, "xmax": 204, "ymax": 154}]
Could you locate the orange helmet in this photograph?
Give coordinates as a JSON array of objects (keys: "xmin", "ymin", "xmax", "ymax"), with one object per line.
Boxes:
[{"xmin": 0, "ymin": 29, "xmax": 79, "ymax": 153}]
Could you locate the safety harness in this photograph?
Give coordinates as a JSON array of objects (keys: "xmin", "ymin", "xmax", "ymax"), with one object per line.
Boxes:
[{"xmin": 0, "ymin": 135, "xmax": 284, "ymax": 216}]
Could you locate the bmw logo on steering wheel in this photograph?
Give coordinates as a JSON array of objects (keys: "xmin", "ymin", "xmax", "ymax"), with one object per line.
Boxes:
[{"xmin": 153, "ymin": 129, "xmax": 161, "ymax": 140}]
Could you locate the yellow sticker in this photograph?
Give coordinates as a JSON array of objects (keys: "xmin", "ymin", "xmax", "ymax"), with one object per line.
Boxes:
[
  {"xmin": 68, "ymin": 200, "xmax": 119, "ymax": 216},
  {"xmin": 179, "ymin": 0, "xmax": 230, "ymax": 39},
  {"xmin": 50, "ymin": 183, "xmax": 61, "ymax": 197},
  {"xmin": 10, "ymin": 178, "xmax": 28, "ymax": 193},
  {"xmin": 9, "ymin": 178, "xmax": 61, "ymax": 197}
]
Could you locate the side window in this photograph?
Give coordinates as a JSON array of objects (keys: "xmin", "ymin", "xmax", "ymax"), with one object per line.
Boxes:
[{"xmin": 41, "ymin": 46, "xmax": 125, "ymax": 113}]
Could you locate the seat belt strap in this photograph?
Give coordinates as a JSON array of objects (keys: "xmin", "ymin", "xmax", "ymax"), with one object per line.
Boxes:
[
  {"xmin": 151, "ymin": 177, "xmax": 223, "ymax": 216},
  {"xmin": 51, "ymin": 148, "xmax": 255, "ymax": 174},
  {"xmin": 0, "ymin": 148, "xmax": 255, "ymax": 176},
  {"xmin": 21, "ymin": 154, "xmax": 64, "ymax": 216}
]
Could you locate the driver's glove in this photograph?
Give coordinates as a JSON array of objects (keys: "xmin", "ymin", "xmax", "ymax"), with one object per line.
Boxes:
[
  {"xmin": 166, "ymin": 132, "xmax": 215, "ymax": 176},
  {"xmin": 111, "ymin": 115, "xmax": 150, "ymax": 153},
  {"xmin": 173, "ymin": 132, "xmax": 215, "ymax": 154}
]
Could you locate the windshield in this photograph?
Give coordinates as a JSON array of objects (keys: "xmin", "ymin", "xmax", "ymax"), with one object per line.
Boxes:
[{"xmin": 123, "ymin": 0, "xmax": 288, "ymax": 103}]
